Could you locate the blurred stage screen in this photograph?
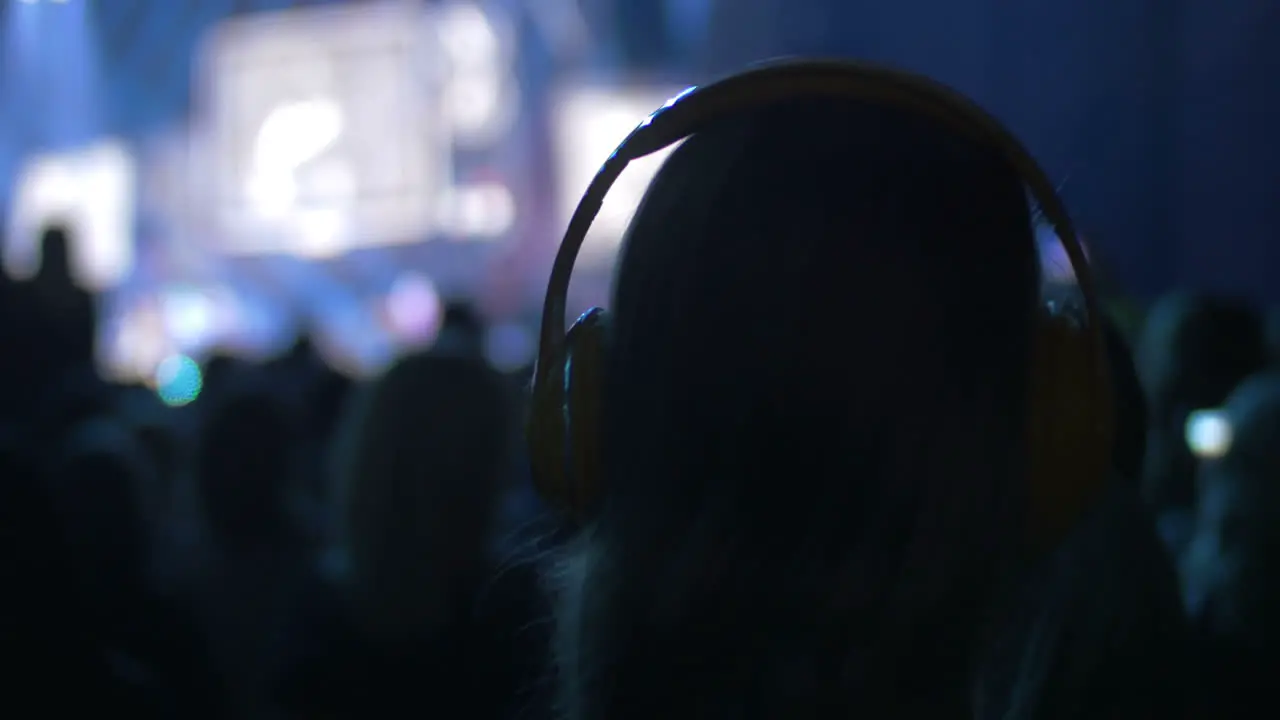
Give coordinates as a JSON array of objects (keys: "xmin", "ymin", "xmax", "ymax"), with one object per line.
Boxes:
[
  {"xmin": 551, "ymin": 83, "xmax": 688, "ymax": 268},
  {"xmin": 94, "ymin": 2, "xmax": 524, "ymax": 383},
  {"xmin": 5, "ymin": 4, "xmax": 695, "ymax": 386},
  {"xmin": 198, "ymin": 2, "xmax": 451, "ymax": 257}
]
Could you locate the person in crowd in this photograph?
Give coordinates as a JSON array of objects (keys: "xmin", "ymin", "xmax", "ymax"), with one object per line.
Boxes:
[
  {"xmin": 296, "ymin": 362, "xmax": 356, "ymax": 543},
  {"xmin": 541, "ymin": 92, "xmax": 1108, "ymax": 718},
  {"xmin": 190, "ymin": 375, "xmax": 307, "ymax": 720},
  {"xmin": 436, "ymin": 300, "xmax": 488, "ymax": 358},
  {"xmin": 29, "ymin": 224, "xmax": 98, "ymax": 371},
  {"xmin": 127, "ymin": 412, "xmax": 190, "ymax": 589},
  {"xmin": 50, "ymin": 420, "xmax": 157, "ymax": 640},
  {"xmin": 276, "ymin": 351, "xmax": 547, "ymax": 719},
  {"xmin": 264, "ymin": 336, "xmax": 354, "ymax": 544},
  {"xmin": 1135, "ymin": 293, "xmax": 1267, "ymax": 555},
  {"xmin": 0, "ymin": 432, "xmax": 153, "ymax": 714},
  {"xmin": 1183, "ymin": 372, "xmax": 1280, "ymax": 716},
  {"xmin": 0, "ymin": 224, "xmax": 98, "ymax": 425},
  {"xmin": 195, "ymin": 373, "xmax": 302, "ymax": 557},
  {"xmin": 50, "ymin": 419, "xmax": 223, "ymax": 718}
]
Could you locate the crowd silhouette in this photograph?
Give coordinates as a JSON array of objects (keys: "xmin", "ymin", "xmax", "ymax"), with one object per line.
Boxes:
[{"xmin": 2, "ymin": 62, "xmax": 1278, "ymax": 720}]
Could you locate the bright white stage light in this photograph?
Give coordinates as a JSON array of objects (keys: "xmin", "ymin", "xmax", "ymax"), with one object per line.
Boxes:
[
  {"xmin": 251, "ymin": 98, "xmax": 344, "ymax": 190},
  {"xmin": 1186, "ymin": 409, "xmax": 1233, "ymax": 460},
  {"xmin": 196, "ymin": 3, "xmax": 452, "ymax": 256}
]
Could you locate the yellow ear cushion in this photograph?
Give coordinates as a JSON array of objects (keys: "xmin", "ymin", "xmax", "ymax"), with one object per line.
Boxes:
[
  {"xmin": 527, "ymin": 363, "xmax": 569, "ymax": 512},
  {"xmin": 528, "ymin": 308, "xmax": 609, "ymax": 521},
  {"xmin": 1026, "ymin": 313, "xmax": 1114, "ymax": 551},
  {"xmin": 565, "ymin": 311, "xmax": 608, "ymax": 519}
]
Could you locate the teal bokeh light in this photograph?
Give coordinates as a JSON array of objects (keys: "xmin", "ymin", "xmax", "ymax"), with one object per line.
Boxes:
[{"xmin": 155, "ymin": 354, "xmax": 202, "ymax": 407}]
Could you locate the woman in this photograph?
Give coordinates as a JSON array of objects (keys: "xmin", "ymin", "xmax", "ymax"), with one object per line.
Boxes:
[{"xmin": 546, "ymin": 90, "xmax": 1061, "ymax": 718}]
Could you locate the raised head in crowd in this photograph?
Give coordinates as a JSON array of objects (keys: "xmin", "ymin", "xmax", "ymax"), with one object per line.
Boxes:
[
  {"xmin": 31, "ymin": 224, "xmax": 97, "ymax": 370},
  {"xmin": 1183, "ymin": 372, "xmax": 1280, "ymax": 714},
  {"xmin": 0, "ymin": 224, "xmax": 98, "ymax": 423},
  {"xmin": 437, "ymin": 300, "xmax": 488, "ymax": 358},
  {"xmin": 541, "ymin": 82, "xmax": 1114, "ymax": 718}
]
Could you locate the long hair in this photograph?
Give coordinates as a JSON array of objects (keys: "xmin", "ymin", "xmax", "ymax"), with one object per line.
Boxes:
[
  {"xmin": 975, "ymin": 483, "xmax": 1197, "ymax": 720},
  {"xmin": 1102, "ymin": 318, "xmax": 1148, "ymax": 483},
  {"xmin": 971, "ymin": 305, "xmax": 1195, "ymax": 719},
  {"xmin": 548, "ymin": 94, "xmax": 1043, "ymax": 719},
  {"xmin": 332, "ymin": 351, "xmax": 512, "ymax": 641}
]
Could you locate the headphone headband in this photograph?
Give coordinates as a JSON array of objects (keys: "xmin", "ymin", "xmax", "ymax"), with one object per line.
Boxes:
[{"xmin": 535, "ymin": 59, "xmax": 1105, "ymax": 408}]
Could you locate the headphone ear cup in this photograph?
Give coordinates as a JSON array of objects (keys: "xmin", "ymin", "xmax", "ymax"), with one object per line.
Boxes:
[
  {"xmin": 526, "ymin": 308, "xmax": 608, "ymax": 521},
  {"xmin": 527, "ymin": 354, "xmax": 570, "ymax": 514},
  {"xmin": 1026, "ymin": 310, "xmax": 1115, "ymax": 551},
  {"xmin": 564, "ymin": 308, "xmax": 608, "ymax": 520}
]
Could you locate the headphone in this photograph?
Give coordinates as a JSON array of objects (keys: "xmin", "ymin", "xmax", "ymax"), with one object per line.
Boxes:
[{"xmin": 528, "ymin": 60, "xmax": 1114, "ymax": 551}]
